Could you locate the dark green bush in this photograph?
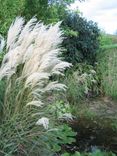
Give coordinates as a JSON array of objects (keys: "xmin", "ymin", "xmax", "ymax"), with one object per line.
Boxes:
[{"xmin": 62, "ymin": 12, "xmax": 100, "ymax": 65}]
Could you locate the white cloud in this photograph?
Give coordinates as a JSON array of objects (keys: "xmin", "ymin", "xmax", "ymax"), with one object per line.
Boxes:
[{"xmin": 70, "ymin": 0, "xmax": 117, "ymax": 34}]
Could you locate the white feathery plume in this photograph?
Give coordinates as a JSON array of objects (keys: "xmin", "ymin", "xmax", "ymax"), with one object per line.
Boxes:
[
  {"xmin": 0, "ymin": 35, "xmax": 5, "ymax": 52},
  {"xmin": 44, "ymin": 81, "xmax": 67, "ymax": 92},
  {"xmin": 36, "ymin": 117, "xmax": 49, "ymax": 130},
  {"xmin": 52, "ymin": 62, "xmax": 72, "ymax": 75},
  {"xmin": 0, "ymin": 17, "xmax": 71, "ymax": 127},
  {"xmin": 26, "ymin": 100, "xmax": 44, "ymax": 107},
  {"xmin": 17, "ymin": 17, "xmax": 38, "ymax": 45},
  {"xmin": 7, "ymin": 17, "xmax": 25, "ymax": 50},
  {"xmin": 59, "ymin": 113, "xmax": 73, "ymax": 121},
  {"xmin": 25, "ymin": 72, "xmax": 50, "ymax": 88}
]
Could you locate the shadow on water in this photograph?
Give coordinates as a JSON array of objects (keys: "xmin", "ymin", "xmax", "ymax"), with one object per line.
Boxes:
[{"xmin": 66, "ymin": 117, "xmax": 117, "ymax": 154}]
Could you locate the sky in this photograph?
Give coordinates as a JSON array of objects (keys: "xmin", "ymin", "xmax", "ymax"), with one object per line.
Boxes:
[{"xmin": 70, "ymin": 0, "xmax": 117, "ymax": 34}]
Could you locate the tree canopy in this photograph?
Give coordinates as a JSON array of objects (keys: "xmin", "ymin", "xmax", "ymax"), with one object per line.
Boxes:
[{"xmin": 0, "ymin": 0, "xmax": 83, "ymax": 35}]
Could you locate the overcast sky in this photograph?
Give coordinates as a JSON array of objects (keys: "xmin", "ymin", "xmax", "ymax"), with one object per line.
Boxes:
[{"xmin": 70, "ymin": 0, "xmax": 117, "ymax": 34}]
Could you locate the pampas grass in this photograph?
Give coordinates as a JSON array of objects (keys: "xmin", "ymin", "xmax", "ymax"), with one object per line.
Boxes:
[
  {"xmin": 0, "ymin": 17, "xmax": 72, "ymax": 155},
  {"xmin": 0, "ymin": 16, "xmax": 71, "ymax": 118},
  {"xmin": 0, "ymin": 35, "xmax": 5, "ymax": 52}
]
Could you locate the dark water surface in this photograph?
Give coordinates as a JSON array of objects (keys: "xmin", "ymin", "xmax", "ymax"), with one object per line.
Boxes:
[{"xmin": 66, "ymin": 117, "xmax": 117, "ymax": 154}]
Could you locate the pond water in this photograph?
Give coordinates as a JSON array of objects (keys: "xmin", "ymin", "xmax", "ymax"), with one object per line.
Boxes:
[{"xmin": 66, "ymin": 117, "xmax": 117, "ymax": 154}]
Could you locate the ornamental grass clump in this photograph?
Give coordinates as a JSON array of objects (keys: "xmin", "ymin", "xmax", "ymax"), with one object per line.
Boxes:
[{"xmin": 0, "ymin": 17, "xmax": 73, "ymax": 155}]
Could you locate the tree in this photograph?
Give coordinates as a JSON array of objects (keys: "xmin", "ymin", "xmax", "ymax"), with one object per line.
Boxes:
[
  {"xmin": 0, "ymin": 0, "xmax": 25, "ymax": 35},
  {"xmin": 23, "ymin": 0, "xmax": 84, "ymax": 23},
  {"xmin": 0, "ymin": 0, "xmax": 84, "ymax": 35}
]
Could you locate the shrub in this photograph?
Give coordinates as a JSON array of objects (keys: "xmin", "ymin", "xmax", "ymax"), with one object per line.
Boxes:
[
  {"xmin": 63, "ymin": 63, "xmax": 99, "ymax": 105},
  {"xmin": 62, "ymin": 12, "xmax": 100, "ymax": 65}
]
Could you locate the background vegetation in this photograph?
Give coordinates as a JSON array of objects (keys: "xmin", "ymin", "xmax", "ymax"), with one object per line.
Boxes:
[{"xmin": 62, "ymin": 12, "xmax": 100, "ymax": 65}]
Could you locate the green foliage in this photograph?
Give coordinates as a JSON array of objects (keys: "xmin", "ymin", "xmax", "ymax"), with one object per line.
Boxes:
[
  {"xmin": 99, "ymin": 33, "xmax": 113, "ymax": 47},
  {"xmin": 0, "ymin": 0, "xmax": 25, "ymax": 35},
  {"xmin": 101, "ymin": 44, "xmax": 117, "ymax": 50},
  {"xmin": 61, "ymin": 150, "xmax": 116, "ymax": 156},
  {"xmin": 110, "ymin": 34, "xmax": 117, "ymax": 44},
  {"xmin": 62, "ymin": 12, "xmax": 100, "ymax": 65},
  {"xmin": 64, "ymin": 64, "xmax": 99, "ymax": 105},
  {"xmin": 64, "ymin": 73, "xmax": 85, "ymax": 104},
  {"xmin": 0, "ymin": 0, "xmax": 78, "ymax": 35},
  {"xmin": 20, "ymin": 0, "xmax": 81, "ymax": 24},
  {"xmin": 62, "ymin": 151, "xmax": 81, "ymax": 156},
  {"xmin": 23, "ymin": 0, "xmax": 51, "ymax": 23},
  {"xmin": 49, "ymin": 0, "xmax": 75, "ymax": 5},
  {"xmin": 45, "ymin": 124, "xmax": 76, "ymax": 153},
  {"xmin": 99, "ymin": 33, "xmax": 117, "ymax": 50},
  {"xmin": 99, "ymin": 33, "xmax": 117, "ymax": 49},
  {"xmin": 49, "ymin": 100, "xmax": 72, "ymax": 119},
  {"xmin": 0, "ymin": 80, "xmax": 6, "ymax": 119},
  {"xmin": 111, "ymin": 120, "xmax": 117, "ymax": 131},
  {"xmin": 97, "ymin": 34, "xmax": 117, "ymax": 99},
  {"xmin": 0, "ymin": 53, "xmax": 4, "ymax": 64},
  {"xmin": 0, "ymin": 82, "xmax": 76, "ymax": 155},
  {"xmin": 0, "ymin": 109, "xmax": 76, "ymax": 155},
  {"xmin": 97, "ymin": 47, "xmax": 117, "ymax": 99}
]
